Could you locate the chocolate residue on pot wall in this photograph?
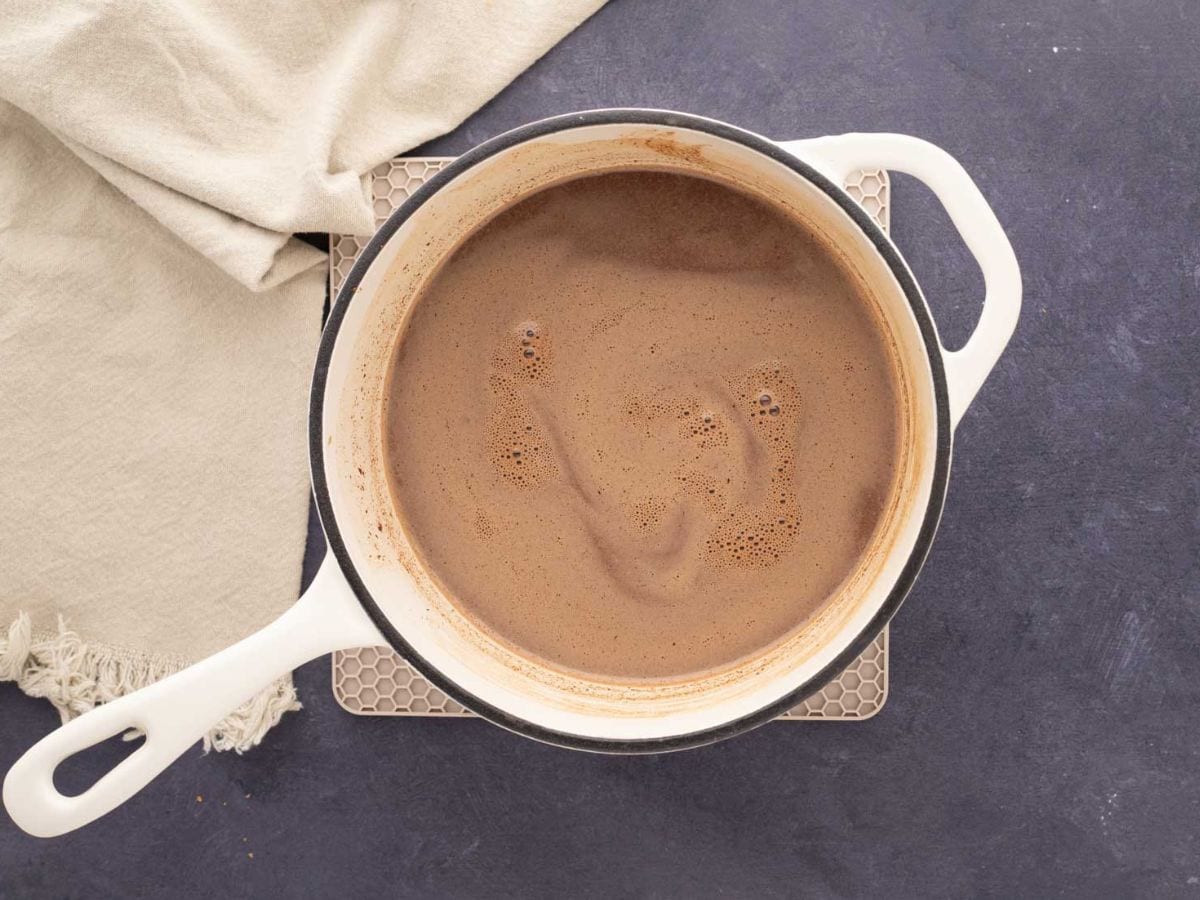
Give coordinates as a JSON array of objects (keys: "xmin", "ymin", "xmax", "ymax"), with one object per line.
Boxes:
[{"xmin": 636, "ymin": 132, "xmax": 708, "ymax": 165}]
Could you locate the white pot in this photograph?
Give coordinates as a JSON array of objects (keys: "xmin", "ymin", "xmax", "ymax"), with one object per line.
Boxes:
[{"xmin": 4, "ymin": 110, "xmax": 1021, "ymax": 837}]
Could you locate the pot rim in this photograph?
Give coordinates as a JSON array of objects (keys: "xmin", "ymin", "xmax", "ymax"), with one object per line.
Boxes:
[{"xmin": 309, "ymin": 108, "xmax": 952, "ymax": 753}]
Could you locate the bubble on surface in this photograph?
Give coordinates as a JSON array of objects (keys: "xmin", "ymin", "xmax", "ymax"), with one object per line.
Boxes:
[
  {"xmin": 702, "ymin": 361, "xmax": 804, "ymax": 570},
  {"xmin": 485, "ymin": 322, "xmax": 558, "ymax": 488},
  {"xmin": 631, "ymin": 497, "xmax": 669, "ymax": 535}
]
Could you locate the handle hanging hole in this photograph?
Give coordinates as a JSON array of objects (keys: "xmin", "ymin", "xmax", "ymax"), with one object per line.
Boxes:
[
  {"xmin": 888, "ymin": 172, "xmax": 986, "ymax": 353},
  {"xmin": 52, "ymin": 730, "xmax": 145, "ymax": 798}
]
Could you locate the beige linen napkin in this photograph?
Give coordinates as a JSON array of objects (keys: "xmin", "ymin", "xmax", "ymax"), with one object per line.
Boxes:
[{"xmin": 0, "ymin": 0, "xmax": 603, "ymax": 750}]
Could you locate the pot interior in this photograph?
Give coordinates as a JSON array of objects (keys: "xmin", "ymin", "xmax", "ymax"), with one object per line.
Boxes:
[{"xmin": 318, "ymin": 116, "xmax": 942, "ymax": 743}]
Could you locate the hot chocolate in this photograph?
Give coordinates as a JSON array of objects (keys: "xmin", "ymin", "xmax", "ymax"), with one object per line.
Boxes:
[{"xmin": 383, "ymin": 169, "xmax": 902, "ymax": 680}]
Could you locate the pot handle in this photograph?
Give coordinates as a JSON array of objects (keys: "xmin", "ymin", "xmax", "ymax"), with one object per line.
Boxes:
[
  {"xmin": 778, "ymin": 134, "xmax": 1021, "ymax": 429},
  {"xmin": 3, "ymin": 552, "xmax": 382, "ymax": 838}
]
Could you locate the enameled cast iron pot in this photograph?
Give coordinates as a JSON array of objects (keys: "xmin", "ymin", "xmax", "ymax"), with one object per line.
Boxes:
[{"xmin": 5, "ymin": 110, "xmax": 1020, "ymax": 837}]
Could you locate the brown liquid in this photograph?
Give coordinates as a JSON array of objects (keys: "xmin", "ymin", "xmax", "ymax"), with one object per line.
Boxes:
[{"xmin": 383, "ymin": 170, "xmax": 901, "ymax": 681}]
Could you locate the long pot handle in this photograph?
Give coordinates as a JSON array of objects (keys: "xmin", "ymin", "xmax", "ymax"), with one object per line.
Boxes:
[
  {"xmin": 778, "ymin": 133, "xmax": 1022, "ymax": 429},
  {"xmin": 3, "ymin": 552, "xmax": 381, "ymax": 838}
]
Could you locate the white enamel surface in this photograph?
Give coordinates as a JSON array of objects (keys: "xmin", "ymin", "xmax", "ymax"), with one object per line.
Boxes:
[
  {"xmin": 782, "ymin": 134, "xmax": 1022, "ymax": 428},
  {"xmin": 2, "ymin": 556, "xmax": 381, "ymax": 837},
  {"xmin": 320, "ymin": 119, "xmax": 986, "ymax": 742}
]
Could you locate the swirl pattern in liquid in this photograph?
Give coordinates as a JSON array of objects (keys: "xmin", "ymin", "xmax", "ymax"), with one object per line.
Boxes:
[{"xmin": 384, "ymin": 170, "xmax": 901, "ymax": 681}]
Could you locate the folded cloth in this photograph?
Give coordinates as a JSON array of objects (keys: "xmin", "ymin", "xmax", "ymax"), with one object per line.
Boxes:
[{"xmin": 0, "ymin": 0, "xmax": 603, "ymax": 751}]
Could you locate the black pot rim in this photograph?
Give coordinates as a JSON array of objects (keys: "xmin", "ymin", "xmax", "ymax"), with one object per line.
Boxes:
[{"xmin": 309, "ymin": 108, "xmax": 952, "ymax": 754}]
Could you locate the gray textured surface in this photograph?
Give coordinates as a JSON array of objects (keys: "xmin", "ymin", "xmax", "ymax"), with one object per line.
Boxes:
[{"xmin": 3, "ymin": 1, "xmax": 1199, "ymax": 896}]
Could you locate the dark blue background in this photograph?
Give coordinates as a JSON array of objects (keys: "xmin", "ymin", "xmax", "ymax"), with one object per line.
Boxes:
[{"xmin": 4, "ymin": 1, "xmax": 1198, "ymax": 896}]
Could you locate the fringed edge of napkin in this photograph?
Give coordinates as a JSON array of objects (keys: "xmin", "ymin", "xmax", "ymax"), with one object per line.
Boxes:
[{"xmin": 0, "ymin": 613, "xmax": 299, "ymax": 753}]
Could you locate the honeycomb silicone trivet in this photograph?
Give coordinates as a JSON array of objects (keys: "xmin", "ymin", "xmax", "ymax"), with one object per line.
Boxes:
[{"xmin": 330, "ymin": 157, "xmax": 892, "ymax": 721}]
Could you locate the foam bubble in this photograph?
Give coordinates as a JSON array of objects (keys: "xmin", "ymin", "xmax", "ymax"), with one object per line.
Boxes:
[
  {"xmin": 677, "ymin": 399, "xmax": 729, "ymax": 451},
  {"xmin": 701, "ymin": 361, "xmax": 803, "ymax": 570},
  {"xmin": 491, "ymin": 320, "xmax": 553, "ymax": 384},
  {"xmin": 631, "ymin": 497, "xmax": 668, "ymax": 534},
  {"xmin": 484, "ymin": 321, "xmax": 559, "ymax": 488},
  {"xmin": 474, "ymin": 510, "xmax": 497, "ymax": 539}
]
